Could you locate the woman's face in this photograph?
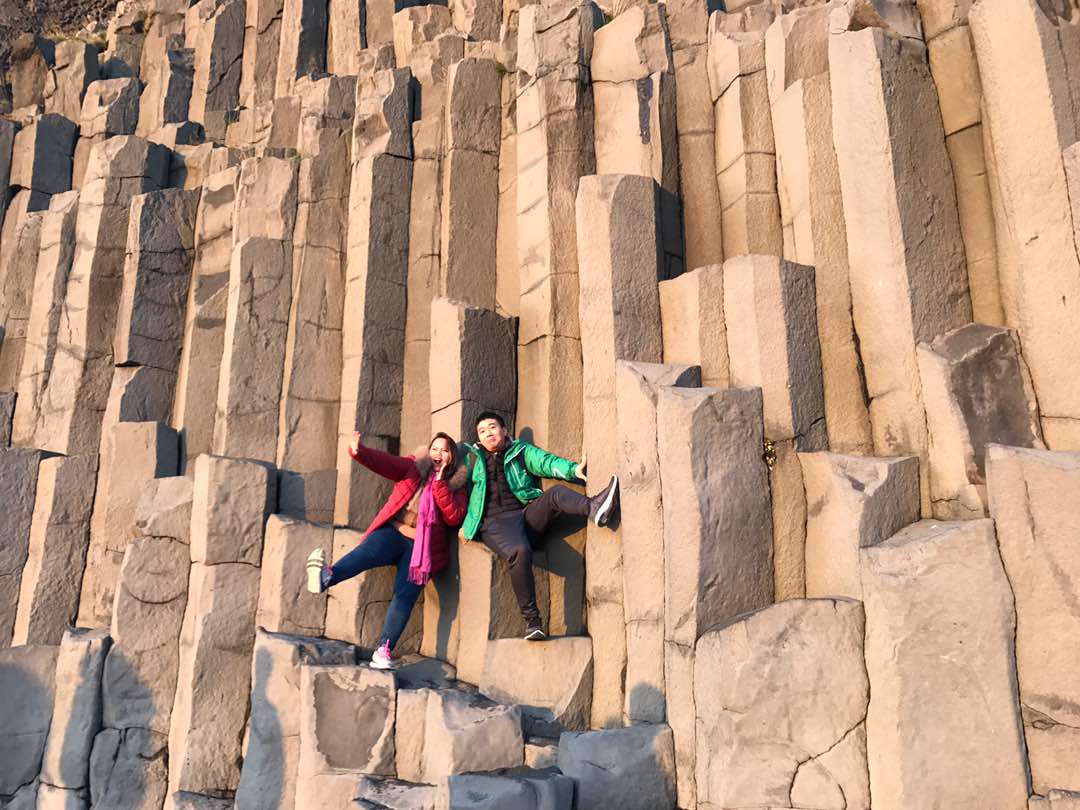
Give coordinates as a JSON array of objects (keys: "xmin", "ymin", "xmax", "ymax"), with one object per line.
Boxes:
[{"xmin": 429, "ymin": 438, "xmax": 454, "ymax": 470}]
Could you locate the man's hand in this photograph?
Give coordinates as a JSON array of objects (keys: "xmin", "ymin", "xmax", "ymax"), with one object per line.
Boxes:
[
  {"xmin": 575, "ymin": 454, "xmax": 587, "ymax": 482},
  {"xmin": 348, "ymin": 432, "xmax": 362, "ymax": 456}
]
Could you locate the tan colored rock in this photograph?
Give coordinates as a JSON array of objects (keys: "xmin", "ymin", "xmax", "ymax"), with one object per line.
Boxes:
[
  {"xmin": 429, "ymin": 297, "xmax": 517, "ymax": 441},
  {"xmin": 763, "ymin": 9, "xmax": 873, "ymax": 453},
  {"xmin": 558, "ymin": 724, "xmax": 676, "ymax": 810},
  {"xmin": 829, "ymin": 25, "xmax": 971, "ymax": 511},
  {"xmin": 32, "ymin": 136, "xmax": 170, "ymax": 456},
  {"xmin": 615, "ymin": 361, "xmax": 699, "ymax": 724},
  {"xmin": 103, "ymin": 535, "xmax": 189, "ymax": 736},
  {"xmin": 1031, "ymin": 791, "xmax": 1080, "ymax": 810},
  {"xmin": 168, "ymin": 562, "xmax": 260, "ymax": 796},
  {"xmin": 43, "ymin": 40, "xmax": 98, "ymax": 126},
  {"xmin": 113, "ymin": 188, "xmax": 198, "ymax": 371},
  {"xmin": 421, "ymin": 688, "xmax": 524, "ymax": 783},
  {"xmin": 88, "ymin": 727, "xmax": 168, "ymax": 810},
  {"xmin": 0, "ymin": 120, "xmax": 17, "ymax": 230},
  {"xmin": 658, "ymin": 386, "xmax": 772, "ymax": 808},
  {"xmin": 800, "ymin": 452, "xmax": 919, "ymax": 599},
  {"xmin": 0, "ymin": 448, "xmax": 43, "ymax": 647},
  {"xmin": 356, "ymin": 777, "xmax": 435, "ymax": 810},
  {"xmin": 860, "ymin": 519, "xmax": 1029, "ymax": 808},
  {"xmin": 480, "ymin": 636, "xmax": 592, "ymax": 734},
  {"xmin": 277, "ymin": 468, "xmax": 337, "ymax": 525},
  {"xmin": 440, "ymin": 58, "xmax": 501, "ymax": 310},
  {"xmin": 11, "ymin": 455, "xmax": 97, "ymax": 646},
  {"xmin": 134, "ymin": 8, "xmax": 189, "ymax": 135},
  {"xmin": 8, "ymin": 114, "xmax": 78, "ymax": 209},
  {"xmin": 326, "ymin": 0, "xmax": 364, "ymax": 74},
  {"xmin": 79, "ymin": 422, "xmax": 179, "ymax": 629},
  {"xmin": 169, "ymin": 142, "xmax": 242, "ymax": 190},
  {"xmin": 259, "ymin": 516, "xmax": 331, "ymax": 637},
  {"xmin": 235, "ymin": 630, "xmax": 358, "ymax": 810},
  {"xmin": 0, "ymin": 644, "xmax": 58, "ymax": 796},
  {"xmin": 393, "ymin": 5, "xmax": 453, "ymax": 69},
  {"xmin": 278, "ymin": 77, "xmax": 354, "ymax": 474},
  {"xmin": 134, "ymin": 476, "xmax": 194, "ymax": 543},
  {"xmin": 173, "ymin": 166, "xmax": 239, "ymax": 468},
  {"xmin": 190, "ymin": 454, "xmax": 274, "ymax": 566},
  {"xmin": 9, "ymin": 35, "xmax": 55, "ymax": 111},
  {"xmin": 987, "ymin": 445, "xmax": 1080, "ymax": 794},
  {"xmin": 450, "ymin": 0, "xmax": 500, "ymax": 40},
  {"xmin": 723, "ymin": 253, "xmax": 824, "ymax": 599},
  {"xmin": 0, "ymin": 208, "xmax": 44, "ymax": 391},
  {"xmin": 240, "ymin": 0, "xmax": 284, "ymax": 111},
  {"xmin": 40, "ymin": 629, "xmax": 111, "ymax": 791},
  {"xmin": 708, "ymin": 24, "xmax": 781, "ymax": 256},
  {"xmin": 275, "ymin": 0, "xmax": 329, "ymax": 100},
  {"xmin": 336, "ymin": 68, "xmax": 413, "ymax": 527},
  {"xmin": 187, "ymin": 0, "xmax": 245, "ymax": 140},
  {"xmin": 659, "ymin": 265, "xmax": 727, "ymax": 389},
  {"xmin": 97, "ymin": 365, "xmax": 178, "ymax": 465},
  {"xmin": 11, "ymin": 190, "xmax": 77, "ymax": 448},
  {"xmin": 438, "ymin": 771, "xmax": 574, "ymax": 810},
  {"xmin": 695, "ymin": 598, "xmax": 868, "ymax": 808},
  {"xmin": 576, "ymin": 172, "xmax": 665, "ymax": 727},
  {"xmin": 917, "ymin": 324, "xmax": 1043, "ymax": 519},
  {"xmin": 80, "ymin": 79, "xmax": 140, "ymax": 137}
]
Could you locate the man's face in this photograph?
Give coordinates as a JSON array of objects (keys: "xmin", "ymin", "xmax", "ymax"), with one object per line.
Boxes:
[{"xmin": 476, "ymin": 418, "xmax": 507, "ymax": 453}]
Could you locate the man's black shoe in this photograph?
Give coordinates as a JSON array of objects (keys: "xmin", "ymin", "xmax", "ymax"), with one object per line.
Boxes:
[
  {"xmin": 524, "ymin": 624, "xmax": 547, "ymax": 641},
  {"xmin": 589, "ymin": 474, "xmax": 620, "ymax": 527}
]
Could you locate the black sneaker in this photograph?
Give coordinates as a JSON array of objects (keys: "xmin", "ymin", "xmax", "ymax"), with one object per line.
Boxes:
[
  {"xmin": 524, "ymin": 624, "xmax": 546, "ymax": 641},
  {"xmin": 589, "ymin": 474, "xmax": 620, "ymax": 527}
]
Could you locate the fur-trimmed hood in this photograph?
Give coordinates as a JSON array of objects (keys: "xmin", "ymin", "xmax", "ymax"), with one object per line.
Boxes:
[{"xmin": 413, "ymin": 447, "xmax": 470, "ymax": 491}]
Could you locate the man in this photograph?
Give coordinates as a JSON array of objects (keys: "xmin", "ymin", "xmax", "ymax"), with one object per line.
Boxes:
[{"xmin": 462, "ymin": 411, "xmax": 619, "ymax": 640}]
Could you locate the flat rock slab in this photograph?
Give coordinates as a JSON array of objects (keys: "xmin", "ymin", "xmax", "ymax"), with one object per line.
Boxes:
[{"xmin": 557, "ymin": 724, "xmax": 676, "ymax": 810}]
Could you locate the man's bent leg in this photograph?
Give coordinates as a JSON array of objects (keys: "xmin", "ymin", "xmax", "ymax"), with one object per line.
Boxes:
[
  {"xmin": 479, "ymin": 512, "xmax": 541, "ymax": 625},
  {"xmin": 523, "ymin": 485, "xmax": 590, "ymax": 538}
]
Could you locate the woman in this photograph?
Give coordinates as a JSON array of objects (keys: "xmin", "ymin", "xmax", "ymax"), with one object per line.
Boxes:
[{"xmin": 306, "ymin": 430, "xmax": 468, "ymax": 669}]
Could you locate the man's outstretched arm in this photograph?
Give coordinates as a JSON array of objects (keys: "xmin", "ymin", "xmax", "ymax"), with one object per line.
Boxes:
[{"xmin": 522, "ymin": 443, "xmax": 587, "ymax": 482}]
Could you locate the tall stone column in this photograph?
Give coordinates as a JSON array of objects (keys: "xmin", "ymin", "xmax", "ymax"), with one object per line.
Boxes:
[
  {"xmin": 187, "ymin": 0, "xmax": 245, "ymax": 141},
  {"xmin": 576, "ymin": 173, "xmax": 664, "ymax": 729}
]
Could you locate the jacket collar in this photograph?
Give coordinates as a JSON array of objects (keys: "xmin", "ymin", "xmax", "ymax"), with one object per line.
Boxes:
[{"xmin": 413, "ymin": 447, "xmax": 470, "ymax": 491}]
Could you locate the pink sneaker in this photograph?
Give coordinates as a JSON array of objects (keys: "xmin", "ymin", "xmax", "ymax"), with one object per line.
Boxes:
[{"xmin": 371, "ymin": 640, "xmax": 394, "ymax": 670}]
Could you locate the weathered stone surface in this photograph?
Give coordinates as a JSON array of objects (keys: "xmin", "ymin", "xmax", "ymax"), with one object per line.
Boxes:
[
  {"xmin": 0, "ymin": 121, "xmax": 16, "ymax": 222},
  {"xmin": 0, "ymin": 391, "xmax": 13, "ymax": 447},
  {"xmin": 430, "ymin": 298, "xmax": 517, "ymax": 441},
  {"xmin": 32, "ymin": 136, "xmax": 169, "ymax": 456},
  {"xmin": 277, "ymin": 468, "xmax": 337, "ymax": 525},
  {"xmin": 96, "ymin": 366, "xmax": 177, "ymax": 469},
  {"xmin": 168, "ymin": 792, "xmax": 232, "ymax": 810},
  {"xmin": 1031, "ymin": 791, "xmax": 1080, "ymax": 810},
  {"xmin": 918, "ymin": 323, "xmax": 1043, "ymax": 519},
  {"xmin": 235, "ymin": 630, "xmax": 358, "ymax": 810},
  {"xmin": 615, "ymin": 361, "xmax": 699, "ymax": 724},
  {"xmin": 259, "ymin": 516, "xmax": 331, "ymax": 637},
  {"xmin": 421, "ymin": 688, "xmax": 524, "ymax": 783},
  {"xmin": 0, "ymin": 644, "xmax": 57, "ymax": 796},
  {"xmin": 169, "ymin": 143, "xmax": 242, "ymax": 191},
  {"xmin": 658, "ymin": 266, "xmax": 727, "ymax": 388},
  {"xmin": 0, "ymin": 207, "xmax": 44, "ymax": 390},
  {"xmin": 987, "ymin": 445, "xmax": 1080, "ymax": 793},
  {"xmin": 173, "ymin": 166, "xmax": 239, "ymax": 468},
  {"xmin": 830, "ymin": 25, "xmax": 971, "ymax": 511},
  {"xmin": 336, "ymin": 68, "xmax": 413, "ymax": 527},
  {"xmin": 187, "ymin": 0, "xmax": 245, "ymax": 140},
  {"xmin": 43, "ymin": 40, "xmax": 98, "ymax": 124},
  {"xmin": 134, "ymin": 476, "xmax": 193, "ymax": 543},
  {"xmin": 480, "ymin": 637, "xmax": 592, "ymax": 734},
  {"xmin": 80, "ymin": 79, "xmax": 140, "ymax": 138},
  {"xmin": 764, "ymin": 14, "xmax": 873, "ymax": 453},
  {"xmin": 658, "ymin": 386, "xmax": 772, "ymax": 808},
  {"xmin": 356, "ymin": 777, "xmax": 435, "ymax": 810},
  {"xmin": 450, "ymin": 0, "xmax": 500, "ymax": 41},
  {"xmin": 11, "ymin": 454, "xmax": 96, "ymax": 647},
  {"xmin": 800, "ymin": 452, "xmax": 919, "ymax": 600},
  {"xmin": 723, "ymin": 253, "xmax": 825, "ymax": 599},
  {"xmin": 190, "ymin": 454, "xmax": 274, "ymax": 566},
  {"xmin": 276, "ymin": 0, "xmax": 330, "ymax": 99},
  {"xmin": 326, "ymin": 0, "xmax": 362, "ymax": 75},
  {"xmin": 88, "ymin": 727, "xmax": 168, "ymax": 810},
  {"xmin": 576, "ymin": 172, "xmax": 664, "ymax": 728},
  {"xmin": 860, "ymin": 519, "xmax": 1029, "ymax": 808},
  {"xmin": 113, "ymin": 188, "xmax": 198, "ymax": 371},
  {"xmin": 8, "ymin": 114, "xmax": 77, "ymax": 206},
  {"xmin": 558, "ymin": 724, "xmax": 676, "ymax": 810},
  {"xmin": 0, "ymin": 448, "xmax": 43, "ymax": 647},
  {"xmin": 39, "ymin": 629, "xmax": 111, "ymax": 791},
  {"xmin": 971, "ymin": 0, "xmax": 1080, "ymax": 447},
  {"xmin": 79, "ymin": 422, "xmax": 180, "ymax": 629},
  {"xmin": 104, "ymin": 535, "xmax": 189, "ymax": 736},
  {"xmin": 34, "ymin": 782, "xmax": 87, "ymax": 809},
  {"xmin": 437, "ymin": 770, "xmax": 574, "ymax": 810},
  {"xmin": 168, "ymin": 562, "xmax": 260, "ymax": 796},
  {"xmin": 135, "ymin": 8, "xmax": 191, "ymax": 136},
  {"xmin": 695, "ymin": 599, "xmax": 869, "ymax": 809},
  {"xmin": 9, "ymin": 35, "xmax": 55, "ymax": 111},
  {"xmin": 239, "ymin": 0, "xmax": 284, "ymax": 111}
]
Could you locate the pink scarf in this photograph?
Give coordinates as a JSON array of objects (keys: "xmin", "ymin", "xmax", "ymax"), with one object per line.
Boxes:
[{"xmin": 409, "ymin": 477, "xmax": 438, "ymax": 586}]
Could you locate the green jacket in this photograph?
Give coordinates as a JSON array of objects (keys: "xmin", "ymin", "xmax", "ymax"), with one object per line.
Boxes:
[{"xmin": 461, "ymin": 439, "xmax": 579, "ymax": 540}]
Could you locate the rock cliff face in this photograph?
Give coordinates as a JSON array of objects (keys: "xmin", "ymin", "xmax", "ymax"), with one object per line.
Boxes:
[{"xmin": 1, "ymin": 0, "xmax": 1079, "ymax": 807}]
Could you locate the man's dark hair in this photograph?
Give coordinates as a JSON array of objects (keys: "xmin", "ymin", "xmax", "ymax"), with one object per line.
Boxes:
[{"xmin": 475, "ymin": 411, "xmax": 506, "ymax": 429}]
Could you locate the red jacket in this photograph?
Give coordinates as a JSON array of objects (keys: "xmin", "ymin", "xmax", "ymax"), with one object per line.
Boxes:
[{"xmin": 349, "ymin": 443, "xmax": 469, "ymax": 576}]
